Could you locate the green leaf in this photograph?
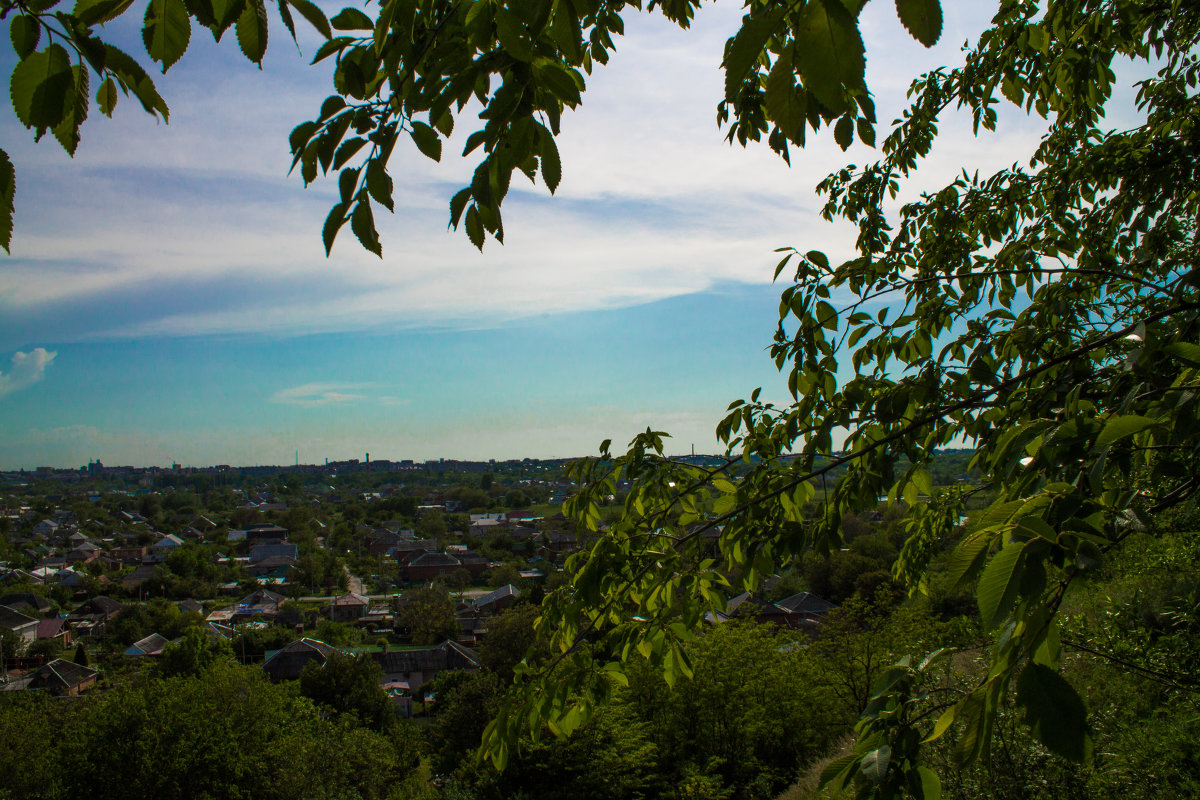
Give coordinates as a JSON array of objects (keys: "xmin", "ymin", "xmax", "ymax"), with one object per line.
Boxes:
[
  {"xmin": 895, "ymin": 0, "xmax": 942, "ymax": 48},
  {"xmin": 911, "ymin": 467, "xmax": 932, "ymax": 497},
  {"xmin": 207, "ymin": 0, "xmax": 243, "ymax": 40},
  {"xmin": 333, "ymin": 137, "xmax": 366, "ymax": 169},
  {"xmin": 914, "ymin": 766, "xmax": 942, "ymax": 800},
  {"xmin": 351, "ymin": 198, "xmax": 381, "ymax": 256},
  {"xmin": 337, "ymin": 166, "xmax": 359, "ymax": 203},
  {"xmin": 1165, "ymin": 341, "xmax": 1200, "ymax": 366},
  {"xmin": 1016, "ymin": 663, "xmax": 1092, "ymax": 762},
  {"xmin": 9, "ymin": 43, "xmax": 75, "ymax": 133},
  {"xmin": 322, "ymin": 201, "xmax": 347, "ymax": 255},
  {"xmin": 96, "ymin": 76, "xmax": 118, "ymax": 117},
  {"xmin": 794, "ymin": 0, "xmax": 864, "ymax": 115},
  {"xmin": 860, "ymin": 744, "xmax": 891, "ymax": 783},
  {"xmin": 976, "ymin": 539, "xmax": 1025, "ymax": 630},
  {"xmin": 495, "ymin": 7, "xmax": 533, "ymax": 62},
  {"xmin": 449, "ymin": 187, "xmax": 471, "ymax": 227},
  {"xmin": 816, "ymin": 300, "xmax": 837, "ymax": 331},
  {"xmin": 464, "ymin": 205, "xmax": 484, "ymax": 250},
  {"xmin": 833, "ymin": 113, "xmax": 854, "ymax": 150},
  {"xmin": 104, "ymin": 44, "xmax": 169, "ymax": 119},
  {"xmin": 1094, "ymin": 414, "xmax": 1157, "ymax": 450},
  {"xmin": 276, "ymin": 0, "xmax": 298, "ymax": 47},
  {"xmin": 9, "ymin": 15, "xmax": 41, "ymax": 59},
  {"xmin": 365, "ymin": 159, "xmax": 393, "ymax": 212},
  {"xmin": 0, "ymin": 149, "xmax": 14, "ymax": 253},
  {"xmin": 51, "ymin": 64, "xmax": 89, "ymax": 156},
  {"xmin": 182, "ymin": 0, "xmax": 217, "ymax": 27},
  {"xmin": 236, "ymin": 0, "xmax": 268, "ymax": 63},
  {"xmin": 538, "ymin": 123, "xmax": 561, "ymax": 193},
  {"xmin": 286, "ymin": 0, "xmax": 331, "ymax": 39},
  {"xmin": 723, "ymin": 7, "xmax": 784, "ymax": 102},
  {"xmin": 330, "ymin": 7, "xmax": 372, "ymax": 30},
  {"xmin": 923, "ymin": 704, "xmax": 956, "ymax": 743},
  {"xmin": 143, "ymin": 0, "xmax": 192, "ymax": 72},
  {"xmin": 951, "ymin": 690, "xmax": 989, "ymax": 765},
  {"xmin": 74, "ymin": 0, "xmax": 135, "ymax": 25},
  {"xmin": 534, "ymin": 60, "xmax": 583, "ymax": 106},
  {"xmin": 764, "ymin": 47, "xmax": 806, "ymax": 138},
  {"xmin": 819, "ymin": 752, "xmax": 859, "ymax": 793},
  {"xmin": 409, "ymin": 121, "xmax": 442, "ymax": 162}
]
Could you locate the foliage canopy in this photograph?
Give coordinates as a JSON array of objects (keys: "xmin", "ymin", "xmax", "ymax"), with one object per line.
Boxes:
[
  {"xmin": 466, "ymin": 1, "xmax": 1197, "ymax": 796},
  {"xmin": 6, "ymin": 0, "xmax": 1200, "ymax": 795}
]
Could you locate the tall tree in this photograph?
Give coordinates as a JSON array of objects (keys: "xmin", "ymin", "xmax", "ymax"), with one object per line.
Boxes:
[
  {"xmin": 395, "ymin": 583, "xmax": 458, "ymax": 645},
  {"xmin": 299, "ymin": 650, "xmax": 394, "ymax": 731},
  {"xmin": 463, "ymin": 2, "xmax": 1200, "ymax": 796}
]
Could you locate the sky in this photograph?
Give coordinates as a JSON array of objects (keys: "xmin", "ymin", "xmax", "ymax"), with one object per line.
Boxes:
[{"xmin": 0, "ymin": 2, "xmax": 1048, "ymax": 469}]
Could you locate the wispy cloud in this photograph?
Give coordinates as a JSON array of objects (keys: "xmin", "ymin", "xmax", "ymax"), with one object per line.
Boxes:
[
  {"xmin": 0, "ymin": 4, "xmax": 1042, "ymax": 348},
  {"xmin": 0, "ymin": 347, "xmax": 56, "ymax": 398},
  {"xmin": 271, "ymin": 382, "xmax": 368, "ymax": 407}
]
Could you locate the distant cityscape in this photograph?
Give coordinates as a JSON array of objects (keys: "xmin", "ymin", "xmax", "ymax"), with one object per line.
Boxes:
[{"xmin": 2, "ymin": 452, "xmax": 731, "ymax": 484}]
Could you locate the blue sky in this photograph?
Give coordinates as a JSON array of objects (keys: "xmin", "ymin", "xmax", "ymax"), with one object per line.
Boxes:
[{"xmin": 0, "ymin": 3, "xmax": 1051, "ymax": 468}]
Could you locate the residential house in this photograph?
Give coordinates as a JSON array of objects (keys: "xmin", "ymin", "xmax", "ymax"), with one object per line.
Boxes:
[
  {"xmin": 368, "ymin": 530, "xmax": 407, "ymax": 557},
  {"xmin": 248, "ymin": 555, "xmax": 296, "ymax": 584},
  {"xmin": 177, "ymin": 598, "xmax": 203, "ymax": 615},
  {"xmin": 371, "ymin": 640, "xmax": 479, "ymax": 702},
  {"xmin": 0, "ymin": 593, "xmax": 53, "ymax": 616},
  {"xmin": 121, "ymin": 564, "xmax": 160, "ymax": 593},
  {"xmin": 775, "ymin": 591, "xmax": 837, "ymax": 619},
  {"xmin": 66, "ymin": 541, "xmax": 101, "ymax": 565},
  {"xmin": 707, "ymin": 591, "xmax": 836, "ymax": 633},
  {"xmin": 1, "ymin": 658, "xmax": 98, "ymax": 696},
  {"xmin": 468, "ymin": 517, "xmax": 503, "ymax": 537},
  {"xmin": 52, "ymin": 568, "xmax": 85, "ymax": 591},
  {"xmin": 147, "ymin": 534, "xmax": 184, "ymax": 562},
  {"xmin": 0, "ymin": 604, "xmax": 39, "ymax": 645},
  {"xmin": 0, "ymin": 569, "xmax": 44, "ymax": 586},
  {"xmin": 125, "ymin": 632, "xmax": 171, "ymax": 657},
  {"xmin": 404, "ymin": 552, "xmax": 462, "ymax": 583},
  {"xmin": 474, "ymin": 584, "xmax": 520, "ymax": 616},
  {"xmin": 329, "ymin": 592, "xmax": 370, "ymax": 622},
  {"xmin": 249, "ymin": 543, "xmax": 299, "ymax": 564},
  {"xmin": 66, "ymin": 596, "xmax": 124, "ymax": 636},
  {"xmin": 35, "ymin": 617, "xmax": 71, "ymax": 647},
  {"xmin": 226, "ymin": 589, "xmax": 287, "ymax": 624},
  {"xmin": 110, "ymin": 545, "xmax": 147, "ymax": 565},
  {"xmin": 392, "ymin": 539, "xmax": 437, "ymax": 562},
  {"xmin": 456, "ymin": 551, "xmax": 490, "ymax": 578},
  {"xmin": 262, "ymin": 637, "xmax": 338, "ymax": 681},
  {"xmin": 537, "ymin": 531, "xmax": 578, "ymax": 560},
  {"xmin": 245, "ymin": 524, "xmax": 290, "ymax": 543}
]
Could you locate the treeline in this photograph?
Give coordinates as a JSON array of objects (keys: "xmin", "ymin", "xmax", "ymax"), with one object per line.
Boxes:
[
  {"xmin": 0, "ymin": 663, "xmax": 425, "ymax": 800},
  {"xmin": 5, "ymin": 503, "xmax": 1200, "ymax": 799}
]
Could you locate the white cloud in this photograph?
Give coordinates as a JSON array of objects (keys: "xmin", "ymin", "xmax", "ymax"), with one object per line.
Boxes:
[
  {"xmin": 271, "ymin": 383, "xmax": 368, "ymax": 407},
  {"xmin": 0, "ymin": 348, "xmax": 57, "ymax": 398},
  {"xmin": 0, "ymin": 4, "xmax": 1113, "ymax": 345}
]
